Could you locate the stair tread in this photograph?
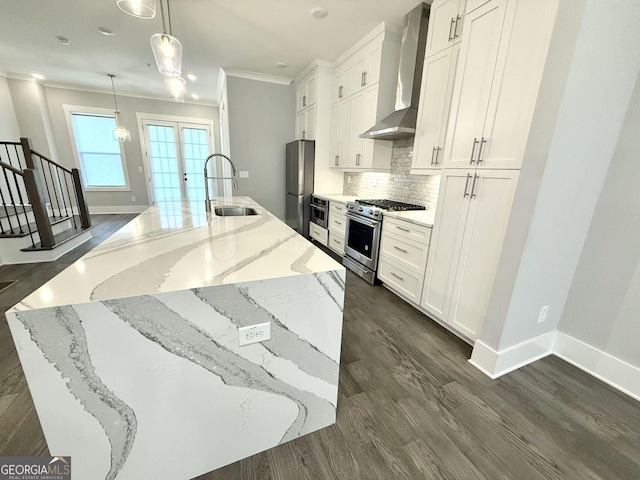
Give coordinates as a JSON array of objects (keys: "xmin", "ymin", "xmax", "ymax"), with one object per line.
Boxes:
[
  {"xmin": 0, "ymin": 216, "xmax": 73, "ymax": 238},
  {"xmin": 21, "ymin": 225, "xmax": 92, "ymax": 251},
  {"xmin": 0, "ymin": 205, "xmax": 33, "ymax": 219}
]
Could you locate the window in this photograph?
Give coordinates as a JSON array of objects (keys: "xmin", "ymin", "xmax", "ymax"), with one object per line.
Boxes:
[{"xmin": 65, "ymin": 106, "xmax": 130, "ymax": 191}]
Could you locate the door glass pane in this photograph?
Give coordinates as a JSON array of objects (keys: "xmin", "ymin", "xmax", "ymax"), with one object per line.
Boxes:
[
  {"xmin": 182, "ymin": 127, "xmax": 209, "ymax": 200},
  {"xmin": 347, "ymin": 221, "xmax": 374, "ymax": 259},
  {"xmin": 148, "ymin": 125, "xmax": 181, "ymax": 201}
]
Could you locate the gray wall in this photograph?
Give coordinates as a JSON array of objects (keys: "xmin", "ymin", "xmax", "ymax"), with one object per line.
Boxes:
[
  {"xmin": 44, "ymin": 85, "xmax": 219, "ymax": 208},
  {"xmin": 0, "ymin": 76, "xmax": 20, "ymax": 141},
  {"xmin": 558, "ymin": 72, "xmax": 640, "ymax": 367},
  {"xmin": 477, "ymin": 0, "xmax": 640, "ymax": 351},
  {"xmin": 226, "ymin": 76, "xmax": 295, "ymax": 220}
]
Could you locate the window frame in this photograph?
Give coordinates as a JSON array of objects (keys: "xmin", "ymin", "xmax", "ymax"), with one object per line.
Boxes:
[{"xmin": 63, "ymin": 104, "xmax": 132, "ymax": 192}]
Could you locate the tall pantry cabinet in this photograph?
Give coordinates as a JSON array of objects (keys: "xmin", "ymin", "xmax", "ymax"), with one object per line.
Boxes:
[{"xmin": 420, "ymin": 0, "xmax": 560, "ymax": 340}]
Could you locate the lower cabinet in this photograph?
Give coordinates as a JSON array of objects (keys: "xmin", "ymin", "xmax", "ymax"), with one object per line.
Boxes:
[
  {"xmin": 309, "ymin": 222, "xmax": 328, "ymax": 246},
  {"xmin": 421, "ymin": 168, "xmax": 518, "ymax": 340},
  {"xmin": 328, "ymin": 201, "xmax": 347, "ymax": 255},
  {"xmin": 378, "ymin": 216, "xmax": 432, "ymax": 304}
]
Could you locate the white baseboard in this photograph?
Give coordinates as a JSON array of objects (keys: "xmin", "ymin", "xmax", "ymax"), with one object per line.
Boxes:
[
  {"xmin": 554, "ymin": 332, "xmax": 640, "ymax": 401},
  {"xmin": 469, "ymin": 331, "xmax": 556, "ymax": 379},
  {"xmin": 88, "ymin": 205, "xmax": 147, "ymax": 214}
]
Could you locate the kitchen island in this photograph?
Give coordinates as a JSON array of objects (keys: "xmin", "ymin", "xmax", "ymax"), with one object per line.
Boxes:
[{"xmin": 5, "ymin": 197, "xmax": 345, "ymax": 480}]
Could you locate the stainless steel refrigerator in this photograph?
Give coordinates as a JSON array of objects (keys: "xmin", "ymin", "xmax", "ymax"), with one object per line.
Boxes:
[{"xmin": 285, "ymin": 140, "xmax": 315, "ymax": 237}]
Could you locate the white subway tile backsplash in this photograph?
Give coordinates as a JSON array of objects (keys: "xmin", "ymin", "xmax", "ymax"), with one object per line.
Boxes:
[{"xmin": 343, "ymin": 138, "xmax": 440, "ymax": 211}]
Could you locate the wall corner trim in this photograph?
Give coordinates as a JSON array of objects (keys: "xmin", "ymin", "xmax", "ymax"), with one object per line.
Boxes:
[
  {"xmin": 469, "ymin": 331, "xmax": 556, "ymax": 379},
  {"xmin": 553, "ymin": 332, "xmax": 640, "ymax": 401}
]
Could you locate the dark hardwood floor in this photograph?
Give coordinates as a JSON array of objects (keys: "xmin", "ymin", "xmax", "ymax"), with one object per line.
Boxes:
[{"xmin": 1, "ymin": 227, "xmax": 639, "ymax": 479}]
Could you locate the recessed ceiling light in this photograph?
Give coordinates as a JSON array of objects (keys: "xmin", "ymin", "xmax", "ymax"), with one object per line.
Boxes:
[
  {"xmin": 98, "ymin": 27, "xmax": 116, "ymax": 36},
  {"xmin": 56, "ymin": 36, "xmax": 70, "ymax": 46},
  {"xmin": 190, "ymin": 93, "xmax": 199, "ymax": 100},
  {"xmin": 186, "ymin": 73, "xmax": 197, "ymax": 82},
  {"xmin": 310, "ymin": 7, "xmax": 328, "ymax": 19},
  {"xmin": 276, "ymin": 62, "xmax": 287, "ymax": 69},
  {"xmin": 30, "ymin": 72, "xmax": 45, "ymax": 80}
]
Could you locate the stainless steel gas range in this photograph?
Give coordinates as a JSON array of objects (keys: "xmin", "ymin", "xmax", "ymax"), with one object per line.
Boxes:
[{"xmin": 343, "ymin": 199, "xmax": 425, "ymax": 284}]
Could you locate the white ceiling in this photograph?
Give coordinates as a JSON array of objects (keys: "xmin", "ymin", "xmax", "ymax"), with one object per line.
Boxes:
[{"xmin": 0, "ymin": 0, "xmax": 423, "ymax": 105}]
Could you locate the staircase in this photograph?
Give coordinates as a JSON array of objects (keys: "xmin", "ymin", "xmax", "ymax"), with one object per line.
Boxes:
[{"xmin": 0, "ymin": 138, "xmax": 92, "ymax": 265}]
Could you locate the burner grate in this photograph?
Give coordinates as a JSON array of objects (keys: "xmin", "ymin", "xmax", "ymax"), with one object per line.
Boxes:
[{"xmin": 356, "ymin": 199, "xmax": 426, "ymax": 211}]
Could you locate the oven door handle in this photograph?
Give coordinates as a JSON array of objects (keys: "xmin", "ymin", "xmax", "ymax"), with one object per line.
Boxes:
[
  {"xmin": 310, "ymin": 204, "xmax": 328, "ymax": 211},
  {"xmin": 346, "ymin": 213, "xmax": 379, "ymax": 228}
]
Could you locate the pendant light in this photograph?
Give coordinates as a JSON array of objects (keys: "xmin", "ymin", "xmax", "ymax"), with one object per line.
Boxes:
[
  {"xmin": 117, "ymin": 0, "xmax": 156, "ymax": 19},
  {"xmin": 150, "ymin": 0, "xmax": 182, "ymax": 77},
  {"xmin": 108, "ymin": 74, "xmax": 131, "ymax": 142},
  {"xmin": 165, "ymin": 76, "xmax": 186, "ymax": 102}
]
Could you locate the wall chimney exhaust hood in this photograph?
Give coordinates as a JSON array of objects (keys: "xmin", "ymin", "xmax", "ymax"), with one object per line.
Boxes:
[{"xmin": 360, "ymin": 3, "xmax": 430, "ymax": 140}]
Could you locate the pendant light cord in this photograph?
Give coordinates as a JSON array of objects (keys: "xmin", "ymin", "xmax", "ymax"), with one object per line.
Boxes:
[
  {"xmin": 167, "ymin": 0, "xmax": 173, "ymax": 36},
  {"xmin": 159, "ymin": 0, "xmax": 168, "ymax": 34},
  {"xmin": 109, "ymin": 74, "xmax": 120, "ymax": 113}
]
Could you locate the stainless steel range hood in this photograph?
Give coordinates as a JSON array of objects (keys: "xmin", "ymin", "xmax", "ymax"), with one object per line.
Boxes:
[{"xmin": 360, "ymin": 3, "xmax": 430, "ymax": 140}]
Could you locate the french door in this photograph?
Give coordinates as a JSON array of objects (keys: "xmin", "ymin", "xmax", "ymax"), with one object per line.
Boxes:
[{"xmin": 142, "ymin": 120, "xmax": 213, "ymax": 202}]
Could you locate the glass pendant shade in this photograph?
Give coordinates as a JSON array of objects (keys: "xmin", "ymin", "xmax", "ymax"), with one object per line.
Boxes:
[
  {"xmin": 150, "ymin": 33, "xmax": 183, "ymax": 77},
  {"xmin": 165, "ymin": 76, "xmax": 186, "ymax": 102},
  {"xmin": 117, "ymin": 0, "xmax": 156, "ymax": 19},
  {"xmin": 113, "ymin": 112, "xmax": 131, "ymax": 142}
]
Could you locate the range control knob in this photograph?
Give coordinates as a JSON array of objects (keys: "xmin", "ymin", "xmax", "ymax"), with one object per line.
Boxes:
[
  {"xmin": 358, "ymin": 207, "xmax": 364, "ymax": 212},
  {"xmin": 373, "ymin": 211, "xmax": 380, "ymax": 216}
]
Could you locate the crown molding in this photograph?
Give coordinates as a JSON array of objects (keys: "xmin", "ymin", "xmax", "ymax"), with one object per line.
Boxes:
[{"xmin": 224, "ymin": 68, "xmax": 293, "ymax": 86}]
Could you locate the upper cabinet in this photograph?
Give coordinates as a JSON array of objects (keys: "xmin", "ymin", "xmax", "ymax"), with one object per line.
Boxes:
[
  {"xmin": 329, "ymin": 26, "xmax": 401, "ymax": 172},
  {"xmin": 411, "ymin": 43, "xmax": 461, "ymax": 174},
  {"xmin": 425, "ymin": 0, "xmax": 466, "ymax": 56},
  {"xmin": 296, "ymin": 73, "xmax": 317, "ymax": 113}
]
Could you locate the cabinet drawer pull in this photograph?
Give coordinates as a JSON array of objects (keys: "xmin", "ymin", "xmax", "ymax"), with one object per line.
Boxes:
[
  {"xmin": 335, "ymin": 155, "xmax": 339, "ymax": 166},
  {"xmin": 463, "ymin": 173, "xmax": 472, "ymax": 198},
  {"xmin": 470, "ymin": 174, "xmax": 479, "ymax": 199},
  {"xmin": 332, "ymin": 238, "xmax": 340, "ymax": 244},
  {"xmin": 396, "ymin": 226, "xmax": 410, "ymax": 232},
  {"xmin": 393, "ymin": 245, "xmax": 408, "ymax": 253},
  {"xmin": 390, "ymin": 271, "xmax": 404, "ymax": 281},
  {"xmin": 470, "ymin": 137, "xmax": 479, "ymax": 164},
  {"xmin": 477, "ymin": 137, "xmax": 487, "ymax": 163},
  {"xmin": 335, "ymin": 207, "xmax": 343, "ymax": 211},
  {"xmin": 454, "ymin": 15, "xmax": 461, "ymax": 39},
  {"xmin": 449, "ymin": 17, "xmax": 456, "ymax": 41},
  {"xmin": 334, "ymin": 221, "xmax": 342, "ymax": 226}
]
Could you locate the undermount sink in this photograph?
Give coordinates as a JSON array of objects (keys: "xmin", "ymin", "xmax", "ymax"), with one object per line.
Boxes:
[{"xmin": 213, "ymin": 206, "xmax": 258, "ymax": 216}]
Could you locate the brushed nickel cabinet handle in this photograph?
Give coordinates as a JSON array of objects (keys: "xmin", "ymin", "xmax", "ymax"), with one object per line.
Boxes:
[
  {"xmin": 470, "ymin": 174, "xmax": 479, "ymax": 198},
  {"xmin": 435, "ymin": 146, "xmax": 442, "ymax": 165},
  {"xmin": 449, "ymin": 18, "xmax": 456, "ymax": 41},
  {"xmin": 338, "ymin": 85, "xmax": 343, "ymax": 98},
  {"xmin": 332, "ymin": 238, "xmax": 340, "ymax": 244},
  {"xmin": 303, "ymin": 95, "xmax": 307, "ymax": 107},
  {"xmin": 356, "ymin": 153, "xmax": 361, "ymax": 166},
  {"xmin": 390, "ymin": 271, "xmax": 404, "ymax": 281},
  {"xmin": 463, "ymin": 173, "xmax": 472, "ymax": 198},
  {"xmin": 431, "ymin": 147, "xmax": 437, "ymax": 166},
  {"xmin": 454, "ymin": 15, "xmax": 461, "ymax": 38},
  {"xmin": 396, "ymin": 226, "xmax": 410, "ymax": 232},
  {"xmin": 302, "ymin": 130, "xmax": 306, "ymax": 139},
  {"xmin": 334, "ymin": 155, "xmax": 339, "ymax": 166},
  {"xmin": 477, "ymin": 137, "xmax": 487, "ymax": 163},
  {"xmin": 363, "ymin": 71, "xmax": 367, "ymax": 86},
  {"xmin": 470, "ymin": 137, "xmax": 479, "ymax": 164},
  {"xmin": 393, "ymin": 245, "xmax": 408, "ymax": 253},
  {"xmin": 334, "ymin": 221, "xmax": 342, "ymax": 226}
]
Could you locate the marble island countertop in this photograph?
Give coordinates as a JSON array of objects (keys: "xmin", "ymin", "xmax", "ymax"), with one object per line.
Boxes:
[{"xmin": 11, "ymin": 196, "xmax": 343, "ymax": 312}]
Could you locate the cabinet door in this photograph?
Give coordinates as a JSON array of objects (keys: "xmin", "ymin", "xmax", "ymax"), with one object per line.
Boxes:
[
  {"xmin": 296, "ymin": 84, "xmax": 306, "ymax": 113},
  {"xmin": 348, "ymin": 89, "xmax": 365, "ymax": 168},
  {"xmin": 296, "ymin": 111, "xmax": 305, "ymax": 140},
  {"xmin": 353, "ymin": 39, "xmax": 382, "ymax": 93},
  {"xmin": 425, "ymin": 0, "xmax": 464, "ymax": 56},
  {"xmin": 333, "ymin": 60, "xmax": 354, "ymax": 103},
  {"xmin": 330, "ymin": 103, "xmax": 342, "ymax": 167},
  {"xmin": 306, "ymin": 75, "xmax": 317, "ymax": 107},
  {"xmin": 443, "ymin": 0, "xmax": 507, "ymax": 169},
  {"xmin": 411, "ymin": 45, "xmax": 459, "ymax": 172},
  {"xmin": 305, "ymin": 105, "xmax": 316, "ymax": 141},
  {"xmin": 339, "ymin": 98, "xmax": 352, "ymax": 166},
  {"xmin": 448, "ymin": 169, "xmax": 518, "ymax": 339},
  {"xmin": 421, "ymin": 170, "xmax": 472, "ymax": 320},
  {"xmin": 360, "ymin": 84, "xmax": 380, "ymax": 169}
]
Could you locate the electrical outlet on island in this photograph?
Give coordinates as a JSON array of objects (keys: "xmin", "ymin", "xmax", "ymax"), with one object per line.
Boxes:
[{"xmin": 238, "ymin": 322, "xmax": 271, "ymax": 346}]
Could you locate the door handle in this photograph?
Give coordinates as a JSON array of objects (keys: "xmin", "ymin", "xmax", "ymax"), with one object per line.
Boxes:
[
  {"xmin": 470, "ymin": 174, "xmax": 479, "ymax": 198},
  {"xmin": 470, "ymin": 137, "xmax": 479, "ymax": 164},
  {"xmin": 449, "ymin": 17, "xmax": 456, "ymax": 41},
  {"xmin": 183, "ymin": 173, "xmax": 187, "ymax": 181},
  {"xmin": 477, "ymin": 137, "xmax": 487, "ymax": 163},
  {"xmin": 454, "ymin": 15, "xmax": 461, "ymax": 38},
  {"xmin": 463, "ymin": 173, "xmax": 472, "ymax": 198},
  {"xmin": 393, "ymin": 245, "xmax": 408, "ymax": 253}
]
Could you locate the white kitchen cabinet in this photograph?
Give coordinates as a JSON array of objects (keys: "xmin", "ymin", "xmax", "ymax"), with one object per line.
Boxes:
[
  {"xmin": 332, "ymin": 58, "xmax": 354, "ymax": 104},
  {"xmin": 296, "ymin": 105, "xmax": 316, "ymax": 140},
  {"xmin": 330, "ymin": 98, "xmax": 351, "ymax": 168},
  {"xmin": 411, "ymin": 44, "xmax": 460, "ymax": 174},
  {"xmin": 421, "ymin": 169, "xmax": 518, "ymax": 340},
  {"xmin": 443, "ymin": 0, "xmax": 558, "ymax": 170},
  {"xmin": 309, "ymin": 222, "xmax": 328, "ymax": 246},
  {"xmin": 425, "ymin": 0, "xmax": 466, "ymax": 57},
  {"xmin": 296, "ymin": 73, "xmax": 317, "ymax": 113},
  {"xmin": 328, "ymin": 201, "xmax": 347, "ymax": 255},
  {"xmin": 352, "ymin": 37, "xmax": 383, "ymax": 93},
  {"xmin": 379, "ymin": 216, "xmax": 432, "ymax": 305}
]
